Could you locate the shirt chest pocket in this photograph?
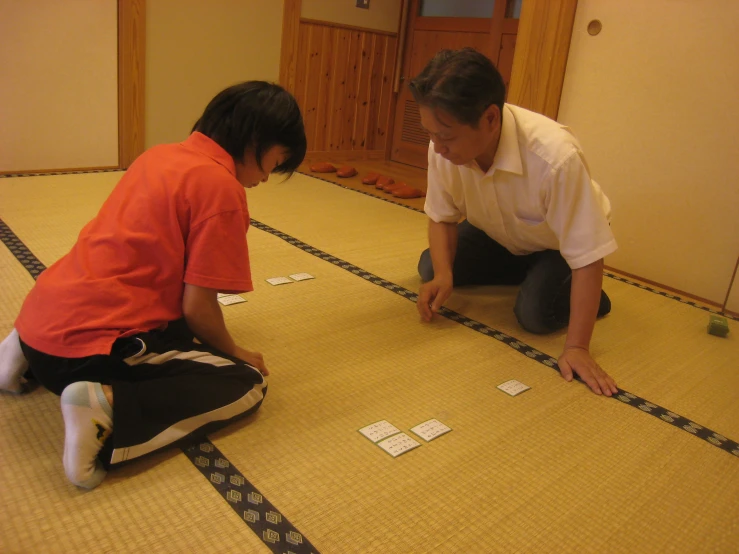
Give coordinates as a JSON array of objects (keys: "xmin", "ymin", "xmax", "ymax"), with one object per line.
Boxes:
[{"xmin": 513, "ymin": 211, "xmax": 545, "ymax": 226}]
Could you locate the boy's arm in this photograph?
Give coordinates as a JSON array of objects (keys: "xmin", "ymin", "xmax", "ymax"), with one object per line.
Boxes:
[
  {"xmin": 557, "ymin": 258, "xmax": 616, "ymax": 395},
  {"xmin": 182, "ymin": 283, "xmax": 268, "ymax": 375}
]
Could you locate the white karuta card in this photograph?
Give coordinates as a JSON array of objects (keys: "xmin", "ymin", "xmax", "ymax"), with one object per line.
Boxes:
[
  {"xmin": 217, "ymin": 294, "xmax": 246, "ymax": 306},
  {"xmin": 358, "ymin": 420, "xmax": 401, "ymax": 443},
  {"xmin": 217, "ymin": 293, "xmax": 229, "ymax": 298},
  {"xmin": 289, "ymin": 273, "xmax": 315, "ymax": 281},
  {"xmin": 497, "ymin": 379, "xmax": 531, "ymax": 396},
  {"xmin": 377, "ymin": 433, "xmax": 421, "ymax": 458},
  {"xmin": 410, "ymin": 419, "xmax": 452, "ymax": 442},
  {"xmin": 266, "ymin": 277, "xmax": 292, "ymax": 286}
]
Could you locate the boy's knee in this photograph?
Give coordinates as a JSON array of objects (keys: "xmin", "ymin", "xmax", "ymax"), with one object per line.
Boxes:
[{"xmin": 418, "ymin": 249, "xmax": 434, "ymax": 282}]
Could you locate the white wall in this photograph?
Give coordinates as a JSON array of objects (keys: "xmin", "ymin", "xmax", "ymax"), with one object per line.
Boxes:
[
  {"xmin": 558, "ymin": 0, "xmax": 739, "ymax": 304},
  {"xmin": 0, "ymin": 0, "xmax": 118, "ymax": 172},
  {"xmin": 146, "ymin": 0, "xmax": 285, "ymax": 148},
  {"xmin": 726, "ymin": 269, "xmax": 739, "ymax": 314},
  {"xmin": 301, "ymin": 0, "xmax": 401, "ymax": 33}
]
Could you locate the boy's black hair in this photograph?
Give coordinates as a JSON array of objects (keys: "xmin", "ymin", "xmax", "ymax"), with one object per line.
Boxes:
[
  {"xmin": 192, "ymin": 81, "xmax": 306, "ymax": 175},
  {"xmin": 408, "ymin": 48, "xmax": 506, "ymax": 127}
]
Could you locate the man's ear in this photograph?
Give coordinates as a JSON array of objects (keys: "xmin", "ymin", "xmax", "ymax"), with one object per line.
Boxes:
[{"xmin": 483, "ymin": 104, "xmax": 500, "ymax": 131}]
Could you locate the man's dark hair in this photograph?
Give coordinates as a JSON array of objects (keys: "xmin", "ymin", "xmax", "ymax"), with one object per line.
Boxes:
[
  {"xmin": 408, "ymin": 48, "xmax": 506, "ymax": 127},
  {"xmin": 192, "ymin": 81, "xmax": 306, "ymax": 175}
]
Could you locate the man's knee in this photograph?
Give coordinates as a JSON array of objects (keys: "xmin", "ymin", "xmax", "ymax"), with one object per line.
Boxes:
[
  {"xmin": 418, "ymin": 249, "xmax": 434, "ymax": 282},
  {"xmin": 513, "ymin": 292, "xmax": 559, "ymax": 334}
]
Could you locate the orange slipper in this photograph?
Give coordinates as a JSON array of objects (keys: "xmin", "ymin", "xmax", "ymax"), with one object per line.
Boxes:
[
  {"xmin": 361, "ymin": 172, "xmax": 380, "ymax": 185},
  {"xmin": 375, "ymin": 176, "xmax": 395, "ymax": 190},
  {"xmin": 392, "ymin": 185, "xmax": 425, "ymax": 199},
  {"xmin": 310, "ymin": 162, "xmax": 337, "ymax": 173},
  {"xmin": 336, "ymin": 165, "xmax": 358, "ymax": 178},
  {"xmin": 382, "ymin": 181, "xmax": 408, "ymax": 194}
]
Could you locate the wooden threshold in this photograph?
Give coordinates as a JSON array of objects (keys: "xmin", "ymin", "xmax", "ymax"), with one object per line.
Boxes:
[{"xmin": 0, "ymin": 166, "xmax": 121, "ymax": 177}]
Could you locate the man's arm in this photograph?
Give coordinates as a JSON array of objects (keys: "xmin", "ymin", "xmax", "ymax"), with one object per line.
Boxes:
[
  {"xmin": 557, "ymin": 258, "xmax": 617, "ymax": 395},
  {"xmin": 417, "ymin": 220, "xmax": 457, "ymax": 321},
  {"xmin": 182, "ymin": 283, "xmax": 268, "ymax": 375}
]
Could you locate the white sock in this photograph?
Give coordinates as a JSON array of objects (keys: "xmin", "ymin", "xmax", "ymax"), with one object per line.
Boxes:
[
  {"xmin": 0, "ymin": 328, "xmax": 29, "ymax": 394},
  {"xmin": 60, "ymin": 381, "xmax": 113, "ymax": 489}
]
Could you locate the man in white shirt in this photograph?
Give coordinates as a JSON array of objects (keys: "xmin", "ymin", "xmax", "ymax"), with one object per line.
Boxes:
[{"xmin": 411, "ymin": 48, "xmax": 618, "ymax": 397}]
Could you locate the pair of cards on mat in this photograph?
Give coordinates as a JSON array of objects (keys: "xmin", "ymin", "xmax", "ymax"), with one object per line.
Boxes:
[
  {"xmin": 359, "ymin": 419, "xmax": 452, "ymax": 458},
  {"xmin": 216, "ymin": 273, "xmax": 315, "ymax": 305},
  {"xmin": 264, "ymin": 272, "xmax": 314, "ymax": 286}
]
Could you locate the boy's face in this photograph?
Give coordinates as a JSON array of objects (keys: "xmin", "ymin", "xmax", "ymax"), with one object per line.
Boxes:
[
  {"xmin": 419, "ymin": 104, "xmax": 501, "ymax": 166},
  {"xmin": 236, "ymin": 145, "xmax": 289, "ymax": 188}
]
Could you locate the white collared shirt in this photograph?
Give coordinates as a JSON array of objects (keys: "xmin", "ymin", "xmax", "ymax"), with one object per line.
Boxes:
[{"xmin": 424, "ymin": 104, "xmax": 617, "ymax": 269}]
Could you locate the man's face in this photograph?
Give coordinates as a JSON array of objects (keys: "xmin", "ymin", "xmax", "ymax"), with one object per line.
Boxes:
[{"xmin": 419, "ymin": 105, "xmax": 500, "ymax": 166}]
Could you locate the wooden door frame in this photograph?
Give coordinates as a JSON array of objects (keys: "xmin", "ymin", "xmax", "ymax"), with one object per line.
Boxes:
[
  {"xmin": 506, "ymin": 0, "xmax": 578, "ymax": 120},
  {"xmin": 118, "ymin": 0, "xmax": 146, "ymax": 169},
  {"xmin": 279, "ymin": 0, "xmax": 302, "ymax": 92}
]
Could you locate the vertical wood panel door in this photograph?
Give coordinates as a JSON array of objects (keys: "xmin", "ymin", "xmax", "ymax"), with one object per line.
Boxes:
[{"xmin": 390, "ymin": 0, "xmax": 520, "ymax": 168}]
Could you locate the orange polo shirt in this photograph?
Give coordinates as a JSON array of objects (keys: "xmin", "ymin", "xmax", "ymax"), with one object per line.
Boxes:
[{"xmin": 15, "ymin": 132, "xmax": 253, "ymax": 358}]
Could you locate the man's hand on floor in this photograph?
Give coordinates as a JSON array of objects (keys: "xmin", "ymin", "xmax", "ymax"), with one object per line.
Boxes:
[
  {"xmin": 558, "ymin": 346, "xmax": 618, "ymax": 396},
  {"xmin": 417, "ymin": 276, "xmax": 453, "ymax": 321}
]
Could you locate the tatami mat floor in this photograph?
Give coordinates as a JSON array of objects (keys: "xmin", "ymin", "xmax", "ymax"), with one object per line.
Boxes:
[{"xmin": 1, "ymin": 171, "xmax": 737, "ymax": 553}]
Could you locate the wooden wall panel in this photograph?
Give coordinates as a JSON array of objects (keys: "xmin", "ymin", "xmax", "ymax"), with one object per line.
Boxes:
[
  {"xmin": 302, "ymin": 25, "xmax": 323, "ymax": 147},
  {"xmin": 353, "ymin": 33, "xmax": 372, "ymax": 148},
  {"xmin": 284, "ymin": 19, "xmax": 398, "ymax": 155},
  {"xmin": 365, "ymin": 34, "xmax": 385, "ymax": 150},
  {"xmin": 313, "ymin": 26, "xmax": 333, "ymax": 151},
  {"xmin": 328, "ymin": 29, "xmax": 351, "ymax": 150},
  {"xmin": 341, "ymin": 31, "xmax": 361, "ymax": 150},
  {"xmin": 376, "ymin": 35, "xmax": 397, "ymax": 151}
]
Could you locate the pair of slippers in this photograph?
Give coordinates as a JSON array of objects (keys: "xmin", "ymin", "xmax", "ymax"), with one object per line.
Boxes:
[
  {"xmin": 308, "ymin": 163, "xmax": 425, "ymax": 199},
  {"xmin": 309, "ymin": 162, "xmax": 357, "ymax": 178},
  {"xmin": 361, "ymin": 173, "xmax": 425, "ymax": 199}
]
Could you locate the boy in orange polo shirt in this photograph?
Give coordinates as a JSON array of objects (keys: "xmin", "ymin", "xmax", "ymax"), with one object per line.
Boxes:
[{"xmin": 0, "ymin": 81, "xmax": 306, "ymax": 488}]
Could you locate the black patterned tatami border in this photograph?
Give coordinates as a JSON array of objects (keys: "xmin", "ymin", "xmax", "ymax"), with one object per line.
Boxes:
[
  {"xmin": 0, "ymin": 219, "xmax": 46, "ymax": 279},
  {"xmin": 250, "ymin": 218, "xmax": 739, "ymax": 459},
  {"xmin": 183, "ymin": 440, "xmax": 318, "ymax": 553}
]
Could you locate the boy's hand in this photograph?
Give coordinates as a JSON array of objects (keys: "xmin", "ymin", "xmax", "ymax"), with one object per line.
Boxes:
[{"xmin": 235, "ymin": 347, "xmax": 269, "ymax": 376}]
